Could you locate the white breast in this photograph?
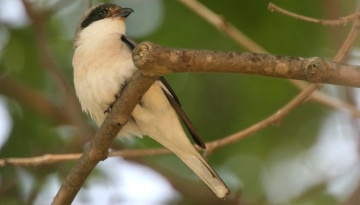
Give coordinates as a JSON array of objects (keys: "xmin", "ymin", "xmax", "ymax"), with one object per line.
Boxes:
[{"xmin": 72, "ymin": 18, "xmax": 137, "ymax": 125}]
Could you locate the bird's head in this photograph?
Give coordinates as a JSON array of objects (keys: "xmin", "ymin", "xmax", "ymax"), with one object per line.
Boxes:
[{"xmin": 74, "ymin": 3, "xmax": 134, "ymax": 48}]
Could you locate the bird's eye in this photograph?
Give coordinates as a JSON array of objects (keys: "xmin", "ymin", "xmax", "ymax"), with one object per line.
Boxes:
[
  {"xmin": 97, "ymin": 10, "xmax": 106, "ymax": 17},
  {"xmin": 80, "ymin": 6, "xmax": 111, "ymax": 29}
]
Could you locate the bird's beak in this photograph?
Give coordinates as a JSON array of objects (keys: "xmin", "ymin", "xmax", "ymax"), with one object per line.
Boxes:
[{"xmin": 116, "ymin": 8, "xmax": 134, "ymax": 18}]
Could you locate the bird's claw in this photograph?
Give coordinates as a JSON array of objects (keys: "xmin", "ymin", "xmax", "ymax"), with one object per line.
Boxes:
[{"xmin": 104, "ymin": 105, "xmax": 113, "ymax": 114}]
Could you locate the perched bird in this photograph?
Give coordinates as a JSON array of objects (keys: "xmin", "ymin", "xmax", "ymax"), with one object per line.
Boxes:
[{"xmin": 72, "ymin": 3, "xmax": 229, "ymax": 198}]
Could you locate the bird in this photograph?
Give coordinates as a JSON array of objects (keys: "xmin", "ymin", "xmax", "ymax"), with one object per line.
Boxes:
[{"xmin": 72, "ymin": 3, "xmax": 230, "ymax": 199}]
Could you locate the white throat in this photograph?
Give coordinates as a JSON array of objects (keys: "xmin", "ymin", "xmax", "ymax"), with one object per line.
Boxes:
[{"xmin": 75, "ymin": 18, "xmax": 126, "ymax": 48}]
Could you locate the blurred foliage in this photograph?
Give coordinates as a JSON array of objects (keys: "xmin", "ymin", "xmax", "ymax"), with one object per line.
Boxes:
[{"xmin": 0, "ymin": 0, "xmax": 359, "ymax": 204}]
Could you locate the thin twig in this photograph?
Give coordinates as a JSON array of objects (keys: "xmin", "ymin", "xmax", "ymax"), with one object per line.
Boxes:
[
  {"xmin": 177, "ymin": 0, "xmax": 266, "ymax": 53},
  {"xmin": 177, "ymin": 0, "xmax": 360, "ymax": 120},
  {"xmin": 307, "ymin": 89, "xmax": 360, "ymax": 118},
  {"xmin": 206, "ymin": 84, "xmax": 320, "ymax": 153},
  {"xmin": 0, "ymin": 154, "xmax": 82, "ymax": 167},
  {"xmin": 0, "ymin": 86, "xmax": 326, "ymax": 167},
  {"xmin": 334, "ymin": 17, "xmax": 360, "ymax": 61},
  {"xmin": 0, "ymin": 148, "xmax": 172, "ymax": 167},
  {"xmin": 0, "ymin": 79, "xmax": 317, "ymax": 168},
  {"xmin": 336, "ymin": 18, "xmax": 360, "ymax": 205},
  {"xmin": 289, "ymin": 80, "xmax": 360, "ymax": 118},
  {"xmin": 47, "ymin": 2, "xmax": 360, "ymax": 204},
  {"xmin": 268, "ymin": 2, "xmax": 360, "ymax": 26},
  {"xmin": 209, "ymin": 9, "xmax": 360, "ymax": 153},
  {"xmin": 3, "ymin": 25, "xmax": 360, "ymax": 167}
]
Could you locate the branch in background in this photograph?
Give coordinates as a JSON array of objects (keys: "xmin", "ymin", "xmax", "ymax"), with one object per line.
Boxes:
[
  {"xmin": 177, "ymin": 0, "xmax": 360, "ymax": 118},
  {"xmin": 0, "ymin": 82, "xmax": 320, "ymax": 167},
  {"xmin": 0, "ymin": 148, "xmax": 172, "ymax": 167},
  {"xmin": 0, "ymin": 74, "xmax": 68, "ymax": 124},
  {"xmin": 268, "ymin": 4, "xmax": 360, "ymax": 115},
  {"xmin": 8, "ymin": 8, "xmax": 360, "ymax": 202},
  {"xmin": 14, "ymin": 1, "xmax": 357, "ymax": 203},
  {"xmin": 4, "ymin": 18, "xmax": 359, "ymax": 167},
  {"xmin": 267, "ymin": 3, "xmax": 360, "ymax": 62},
  {"xmin": 133, "ymin": 42, "xmax": 360, "ymax": 87},
  {"xmin": 21, "ymin": 0, "xmax": 71, "ymax": 100},
  {"xmin": 307, "ymin": 90, "xmax": 360, "ymax": 117},
  {"xmin": 52, "ymin": 72, "xmax": 158, "ymax": 205},
  {"xmin": 268, "ymin": 3, "xmax": 360, "ymax": 26},
  {"xmin": 3, "ymin": 15, "xmax": 360, "ymax": 166},
  {"xmin": 343, "ymin": 21, "xmax": 360, "ymax": 205},
  {"xmin": 0, "ymin": 72, "xmax": 96, "ymax": 150},
  {"xmin": 334, "ymin": 17, "xmax": 360, "ymax": 61},
  {"xmin": 178, "ymin": 0, "xmax": 266, "ymax": 53},
  {"xmin": 206, "ymin": 84, "xmax": 321, "ymax": 154},
  {"xmin": 21, "ymin": 0, "xmax": 95, "ymax": 143}
]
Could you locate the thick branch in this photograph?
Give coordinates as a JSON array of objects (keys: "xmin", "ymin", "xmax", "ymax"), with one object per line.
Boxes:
[
  {"xmin": 52, "ymin": 72, "xmax": 158, "ymax": 205},
  {"xmin": 53, "ymin": 25, "xmax": 358, "ymax": 202},
  {"xmin": 133, "ymin": 42, "xmax": 360, "ymax": 87},
  {"xmin": 176, "ymin": 0, "xmax": 360, "ymax": 117}
]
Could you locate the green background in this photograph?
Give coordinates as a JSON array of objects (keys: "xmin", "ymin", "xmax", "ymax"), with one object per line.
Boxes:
[{"xmin": 0, "ymin": 0, "xmax": 359, "ymax": 204}]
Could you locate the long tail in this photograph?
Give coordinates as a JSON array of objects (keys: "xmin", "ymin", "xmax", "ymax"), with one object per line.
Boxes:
[
  {"xmin": 132, "ymin": 83, "xmax": 230, "ymax": 198},
  {"xmin": 171, "ymin": 146, "xmax": 230, "ymax": 199}
]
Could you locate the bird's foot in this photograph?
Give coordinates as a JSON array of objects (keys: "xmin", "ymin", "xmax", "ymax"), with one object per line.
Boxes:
[{"xmin": 104, "ymin": 104, "xmax": 113, "ymax": 114}]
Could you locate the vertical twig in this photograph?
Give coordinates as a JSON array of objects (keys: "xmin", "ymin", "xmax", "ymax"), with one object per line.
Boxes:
[{"xmin": 21, "ymin": 0, "xmax": 95, "ymax": 145}]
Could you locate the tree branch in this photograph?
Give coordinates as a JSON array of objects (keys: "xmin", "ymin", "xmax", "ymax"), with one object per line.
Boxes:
[
  {"xmin": 52, "ymin": 72, "xmax": 158, "ymax": 205},
  {"xmin": 0, "ymin": 148, "xmax": 172, "ymax": 167},
  {"xmin": 268, "ymin": 2, "xmax": 360, "ymax": 26},
  {"xmin": 178, "ymin": 0, "xmax": 360, "ymax": 118},
  {"xmin": 0, "ymin": 82, "xmax": 320, "ymax": 167},
  {"xmin": 21, "ymin": 0, "xmax": 96, "ymax": 146},
  {"xmin": 206, "ymin": 84, "xmax": 320, "ymax": 154},
  {"xmin": 17, "ymin": 30, "xmax": 360, "ymax": 202},
  {"xmin": 334, "ymin": 16, "xmax": 360, "ymax": 61},
  {"xmin": 52, "ymin": 10, "xmax": 360, "ymax": 203},
  {"xmin": 0, "ymin": 74, "xmax": 68, "ymax": 124},
  {"xmin": 133, "ymin": 42, "xmax": 360, "ymax": 87},
  {"xmin": 178, "ymin": 0, "xmax": 266, "ymax": 53},
  {"xmin": 21, "ymin": 0, "xmax": 71, "ymax": 100}
]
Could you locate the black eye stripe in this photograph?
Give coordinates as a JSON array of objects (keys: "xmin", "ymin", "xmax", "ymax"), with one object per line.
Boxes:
[
  {"xmin": 80, "ymin": 3, "xmax": 118, "ymax": 29},
  {"xmin": 97, "ymin": 10, "xmax": 106, "ymax": 17}
]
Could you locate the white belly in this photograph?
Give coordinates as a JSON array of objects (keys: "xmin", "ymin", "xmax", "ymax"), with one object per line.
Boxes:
[{"xmin": 72, "ymin": 38, "xmax": 137, "ymax": 125}]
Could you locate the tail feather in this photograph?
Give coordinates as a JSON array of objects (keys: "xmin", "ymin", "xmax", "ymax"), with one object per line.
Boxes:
[
  {"xmin": 132, "ymin": 83, "xmax": 230, "ymax": 198},
  {"xmin": 173, "ymin": 149, "xmax": 230, "ymax": 199}
]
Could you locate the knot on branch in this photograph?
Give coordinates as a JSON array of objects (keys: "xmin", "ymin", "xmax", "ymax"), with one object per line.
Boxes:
[
  {"xmin": 303, "ymin": 57, "xmax": 324, "ymax": 83},
  {"xmin": 133, "ymin": 42, "xmax": 172, "ymax": 76}
]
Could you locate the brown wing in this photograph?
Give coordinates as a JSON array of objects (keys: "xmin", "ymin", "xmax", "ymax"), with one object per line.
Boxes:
[
  {"xmin": 160, "ymin": 77, "xmax": 206, "ymax": 149},
  {"xmin": 121, "ymin": 35, "xmax": 206, "ymax": 149}
]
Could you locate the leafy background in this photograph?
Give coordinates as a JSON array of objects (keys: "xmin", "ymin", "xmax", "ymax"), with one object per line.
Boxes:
[{"xmin": 1, "ymin": 0, "xmax": 360, "ymax": 204}]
